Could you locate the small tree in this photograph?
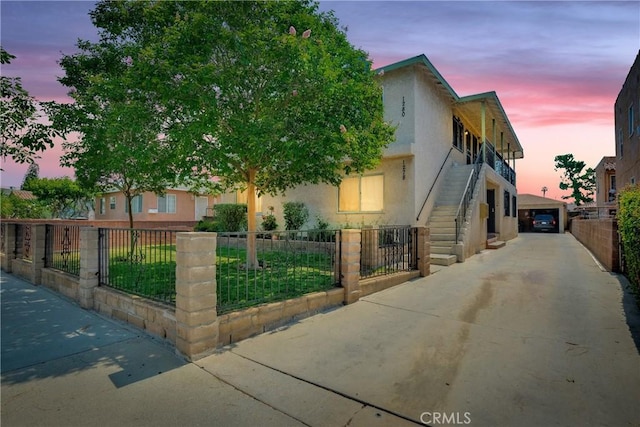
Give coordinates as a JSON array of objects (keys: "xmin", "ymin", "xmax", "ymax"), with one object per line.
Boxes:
[
  {"xmin": 283, "ymin": 202, "xmax": 309, "ymax": 230},
  {"xmin": 52, "ymin": 36, "xmax": 179, "ymax": 229},
  {"xmin": 0, "ymin": 47, "xmax": 58, "ymax": 167},
  {"xmin": 554, "ymin": 154, "xmax": 595, "ymax": 206},
  {"xmin": 21, "ymin": 163, "xmax": 39, "ymax": 190},
  {"xmin": 22, "ymin": 177, "xmax": 93, "ymax": 218}
]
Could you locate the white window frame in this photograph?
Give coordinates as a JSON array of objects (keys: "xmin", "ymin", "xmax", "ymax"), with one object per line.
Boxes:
[
  {"xmin": 157, "ymin": 194, "xmax": 176, "ymax": 214},
  {"xmin": 109, "ymin": 196, "xmax": 116, "ymax": 210},
  {"xmin": 629, "ymin": 104, "xmax": 635, "ymax": 136},
  {"xmin": 99, "ymin": 198, "xmax": 106, "ymax": 215},
  {"xmin": 338, "ymin": 174, "xmax": 384, "ymax": 213},
  {"xmin": 125, "ymin": 195, "xmax": 143, "ymax": 214}
]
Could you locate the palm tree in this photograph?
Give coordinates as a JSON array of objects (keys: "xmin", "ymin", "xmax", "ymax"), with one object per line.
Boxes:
[{"xmin": 541, "ymin": 186, "xmax": 548, "ymax": 197}]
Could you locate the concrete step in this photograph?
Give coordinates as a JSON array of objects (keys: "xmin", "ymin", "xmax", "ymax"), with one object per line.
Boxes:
[
  {"xmin": 430, "ymin": 245, "xmax": 453, "ymax": 255},
  {"xmin": 431, "ymin": 233, "xmax": 456, "ymax": 241},
  {"xmin": 487, "ymin": 240, "xmax": 506, "ymax": 250},
  {"xmin": 428, "ymin": 227, "xmax": 456, "ymax": 234},
  {"xmin": 430, "ymin": 254, "xmax": 457, "ymax": 266}
]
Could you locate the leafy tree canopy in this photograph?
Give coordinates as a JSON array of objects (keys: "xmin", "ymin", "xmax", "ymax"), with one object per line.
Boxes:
[
  {"xmin": 51, "ymin": 26, "xmax": 181, "ymax": 227},
  {"xmin": 554, "ymin": 153, "xmax": 595, "ymax": 206},
  {"xmin": 0, "ymin": 47, "xmax": 59, "ymax": 167},
  {"xmin": 80, "ymin": 0, "xmax": 395, "ymax": 266},
  {"xmin": 22, "ymin": 176, "xmax": 93, "ymax": 218}
]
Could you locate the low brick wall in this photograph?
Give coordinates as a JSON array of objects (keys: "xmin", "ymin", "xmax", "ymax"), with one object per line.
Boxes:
[
  {"xmin": 41, "ymin": 269, "xmax": 79, "ymax": 300},
  {"xmin": 10, "ymin": 259, "xmax": 32, "ymax": 283},
  {"xmin": 94, "ymin": 287, "xmax": 177, "ymax": 343},
  {"xmin": 218, "ymin": 288, "xmax": 344, "ymax": 346},
  {"xmin": 570, "ymin": 218, "xmax": 619, "ymax": 272},
  {"xmin": 360, "ymin": 271, "xmax": 421, "ymax": 298}
]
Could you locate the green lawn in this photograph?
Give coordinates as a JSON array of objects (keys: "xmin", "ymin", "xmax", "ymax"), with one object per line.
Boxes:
[
  {"xmin": 103, "ymin": 243, "xmax": 337, "ymax": 311},
  {"xmin": 216, "ymin": 245, "xmax": 337, "ymax": 313}
]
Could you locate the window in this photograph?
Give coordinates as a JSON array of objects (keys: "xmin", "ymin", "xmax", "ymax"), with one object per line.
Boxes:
[
  {"xmin": 504, "ymin": 190, "xmax": 510, "ymax": 216},
  {"xmin": 512, "ymin": 195, "xmax": 517, "ymax": 217},
  {"xmin": 452, "ymin": 116, "xmax": 464, "ymax": 151},
  {"xmin": 629, "ymin": 105, "xmax": 634, "ymax": 136},
  {"xmin": 158, "ymin": 194, "xmax": 176, "ymax": 213},
  {"xmin": 109, "ymin": 196, "xmax": 116, "ymax": 210},
  {"xmin": 618, "ymin": 128, "xmax": 623, "ymax": 158},
  {"xmin": 99, "ymin": 198, "xmax": 105, "ymax": 215},
  {"xmin": 236, "ymin": 189, "xmax": 262, "ymax": 213},
  {"xmin": 338, "ymin": 175, "xmax": 384, "ymax": 212},
  {"xmin": 609, "ymin": 175, "xmax": 617, "ymax": 202},
  {"xmin": 125, "ymin": 195, "xmax": 143, "ymax": 214}
]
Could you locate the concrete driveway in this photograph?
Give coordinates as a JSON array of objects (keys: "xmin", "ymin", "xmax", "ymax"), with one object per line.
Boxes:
[
  {"xmin": 199, "ymin": 233, "xmax": 640, "ymax": 426},
  {"xmin": 2, "ymin": 233, "xmax": 638, "ymax": 426}
]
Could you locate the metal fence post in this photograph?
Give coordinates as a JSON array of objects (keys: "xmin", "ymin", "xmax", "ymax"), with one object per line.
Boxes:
[{"xmin": 175, "ymin": 232, "xmax": 218, "ymax": 361}]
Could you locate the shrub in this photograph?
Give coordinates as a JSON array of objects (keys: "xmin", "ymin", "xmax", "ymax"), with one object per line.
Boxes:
[
  {"xmin": 618, "ymin": 185, "xmax": 640, "ymax": 302},
  {"xmin": 261, "ymin": 206, "xmax": 278, "ymax": 231},
  {"xmin": 194, "ymin": 219, "xmax": 222, "ymax": 232},
  {"xmin": 213, "ymin": 204, "xmax": 247, "ymax": 232},
  {"xmin": 309, "ymin": 215, "xmax": 334, "ymax": 242},
  {"xmin": 283, "ymin": 201, "xmax": 309, "ymax": 230}
]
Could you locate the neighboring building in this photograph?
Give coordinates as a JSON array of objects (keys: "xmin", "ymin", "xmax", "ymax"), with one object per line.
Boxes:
[
  {"xmin": 615, "ymin": 50, "xmax": 640, "ymax": 188},
  {"xmin": 594, "ymin": 156, "xmax": 617, "ymax": 217},
  {"xmin": 517, "ymin": 194, "xmax": 567, "ymax": 233},
  {"xmin": 95, "ymin": 188, "xmax": 218, "ymax": 222},
  {"xmin": 223, "ymin": 54, "xmax": 524, "ymax": 265},
  {"xmin": 0, "ymin": 188, "xmax": 36, "ymax": 200}
]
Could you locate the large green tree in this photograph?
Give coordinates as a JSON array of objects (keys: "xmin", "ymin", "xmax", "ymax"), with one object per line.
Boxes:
[
  {"xmin": 85, "ymin": 0, "xmax": 395, "ymax": 267},
  {"xmin": 0, "ymin": 47, "xmax": 59, "ymax": 166},
  {"xmin": 554, "ymin": 154, "xmax": 595, "ymax": 206},
  {"xmin": 52, "ymin": 35, "xmax": 179, "ymax": 228},
  {"xmin": 22, "ymin": 176, "xmax": 93, "ymax": 218}
]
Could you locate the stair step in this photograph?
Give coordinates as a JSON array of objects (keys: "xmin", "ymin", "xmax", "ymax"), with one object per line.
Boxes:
[
  {"xmin": 431, "ymin": 254, "xmax": 457, "ymax": 266},
  {"xmin": 431, "ymin": 246, "xmax": 452, "ymax": 255},
  {"xmin": 428, "ymin": 227, "xmax": 456, "ymax": 234},
  {"xmin": 431, "ymin": 233, "xmax": 455, "ymax": 241},
  {"xmin": 487, "ymin": 240, "xmax": 506, "ymax": 249}
]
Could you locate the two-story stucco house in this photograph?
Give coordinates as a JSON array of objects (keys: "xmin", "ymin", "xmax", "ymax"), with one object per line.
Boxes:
[{"xmin": 221, "ymin": 54, "xmax": 524, "ymax": 265}]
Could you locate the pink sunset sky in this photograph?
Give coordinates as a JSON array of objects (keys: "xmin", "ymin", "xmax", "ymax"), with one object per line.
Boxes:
[{"xmin": 1, "ymin": 1, "xmax": 639, "ymax": 201}]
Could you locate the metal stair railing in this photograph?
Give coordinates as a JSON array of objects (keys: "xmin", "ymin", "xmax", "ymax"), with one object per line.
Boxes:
[
  {"xmin": 417, "ymin": 147, "xmax": 454, "ymax": 222},
  {"xmin": 454, "ymin": 154, "xmax": 483, "ymax": 244}
]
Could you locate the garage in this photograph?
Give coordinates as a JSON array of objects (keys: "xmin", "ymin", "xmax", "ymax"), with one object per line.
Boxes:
[{"xmin": 517, "ymin": 194, "xmax": 567, "ymax": 233}]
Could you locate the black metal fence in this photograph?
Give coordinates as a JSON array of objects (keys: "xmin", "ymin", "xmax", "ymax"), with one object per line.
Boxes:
[
  {"xmin": 360, "ymin": 226, "xmax": 417, "ymax": 279},
  {"xmin": 216, "ymin": 229, "xmax": 340, "ymax": 314},
  {"xmin": 98, "ymin": 228, "xmax": 177, "ymax": 305},
  {"xmin": 45, "ymin": 224, "xmax": 81, "ymax": 276}
]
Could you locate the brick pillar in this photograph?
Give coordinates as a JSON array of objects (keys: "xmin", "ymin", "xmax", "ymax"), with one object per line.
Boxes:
[
  {"xmin": 1, "ymin": 222, "xmax": 16, "ymax": 273},
  {"xmin": 30, "ymin": 224, "xmax": 46, "ymax": 284},
  {"xmin": 175, "ymin": 232, "xmax": 218, "ymax": 361},
  {"xmin": 340, "ymin": 229, "xmax": 361, "ymax": 305},
  {"xmin": 416, "ymin": 226, "xmax": 431, "ymax": 277},
  {"xmin": 78, "ymin": 227, "xmax": 99, "ymax": 308}
]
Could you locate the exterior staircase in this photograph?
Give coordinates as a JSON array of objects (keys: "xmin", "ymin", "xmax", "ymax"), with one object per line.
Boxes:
[{"xmin": 428, "ymin": 164, "xmax": 474, "ymax": 266}]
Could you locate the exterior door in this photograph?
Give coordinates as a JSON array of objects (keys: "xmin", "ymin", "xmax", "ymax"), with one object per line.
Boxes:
[
  {"xmin": 487, "ymin": 189, "xmax": 496, "ymax": 234},
  {"xmin": 195, "ymin": 196, "xmax": 209, "ymax": 220}
]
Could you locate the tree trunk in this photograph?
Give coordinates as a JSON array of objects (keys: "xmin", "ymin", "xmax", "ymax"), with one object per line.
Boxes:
[{"xmin": 246, "ymin": 169, "xmax": 259, "ymax": 269}]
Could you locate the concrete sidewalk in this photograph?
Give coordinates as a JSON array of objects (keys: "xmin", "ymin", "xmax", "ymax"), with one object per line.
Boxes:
[
  {"xmin": 2, "ymin": 233, "xmax": 640, "ymax": 426},
  {"xmin": 0, "ymin": 272, "xmax": 414, "ymax": 426}
]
